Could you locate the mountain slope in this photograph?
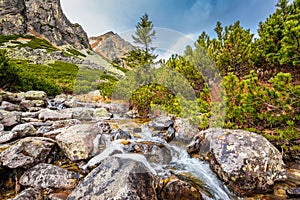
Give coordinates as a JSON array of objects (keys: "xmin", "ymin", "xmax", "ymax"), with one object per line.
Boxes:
[{"xmin": 0, "ymin": 0, "xmax": 89, "ymax": 49}]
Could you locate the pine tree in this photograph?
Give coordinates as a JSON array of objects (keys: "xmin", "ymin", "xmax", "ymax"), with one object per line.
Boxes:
[{"xmin": 123, "ymin": 14, "xmax": 157, "ymax": 67}]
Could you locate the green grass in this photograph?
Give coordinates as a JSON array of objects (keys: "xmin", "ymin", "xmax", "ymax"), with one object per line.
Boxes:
[
  {"xmin": 66, "ymin": 48, "xmax": 86, "ymax": 57},
  {"xmin": 0, "ymin": 35, "xmax": 58, "ymax": 52}
]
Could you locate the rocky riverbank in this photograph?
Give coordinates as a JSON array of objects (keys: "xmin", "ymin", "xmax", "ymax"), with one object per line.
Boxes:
[{"xmin": 0, "ymin": 90, "xmax": 300, "ymax": 199}]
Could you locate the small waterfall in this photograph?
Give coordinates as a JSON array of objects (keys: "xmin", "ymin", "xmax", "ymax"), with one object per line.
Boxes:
[{"xmin": 163, "ymin": 143, "xmax": 237, "ymax": 200}]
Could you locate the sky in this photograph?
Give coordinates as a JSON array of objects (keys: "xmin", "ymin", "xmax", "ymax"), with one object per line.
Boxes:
[{"xmin": 60, "ymin": 0, "xmax": 279, "ymax": 57}]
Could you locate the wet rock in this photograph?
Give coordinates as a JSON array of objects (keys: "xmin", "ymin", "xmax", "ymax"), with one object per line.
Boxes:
[
  {"xmin": 0, "ymin": 110, "xmax": 21, "ymax": 127},
  {"xmin": 287, "ymin": 187, "xmax": 300, "ymax": 198},
  {"xmin": 0, "ymin": 137, "xmax": 54, "ymax": 168},
  {"xmin": 95, "ymin": 120, "xmax": 111, "ymax": 134},
  {"xmin": 153, "ymin": 127, "xmax": 176, "ymax": 142},
  {"xmin": 111, "ymin": 129, "xmax": 132, "ymax": 140},
  {"xmin": 156, "ymin": 175, "xmax": 204, "ymax": 200},
  {"xmin": 1, "ymin": 101, "xmax": 21, "ymax": 111},
  {"xmin": 19, "ymin": 163, "xmax": 79, "ymax": 189},
  {"xmin": 187, "ymin": 128, "xmax": 286, "ymax": 196},
  {"xmin": 52, "ymin": 119, "xmax": 81, "ymax": 129},
  {"xmin": 67, "ymin": 155, "xmax": 157, "ymax": 200},
  {"xmin": 174, "ymin": 118, "xmax": 199, "ymax": 143},
  {"xmin": 148, "ymin": 116, "xmax": 174, "ymax": 131},
  {"xmin": 125, "ymin": 109, "xmax": 139, "ymax": 118},
  {"xmin": 56, "ymin": 124, "xmax": 102, "ymax": 161},
  {"xmin": 123, "ymin": 140, "xmax": 172, "ymax": 164},
  {"xmin": 24, "ymin": 91, "xmax": 47, "ymax": 100},
  {"xmin": 38, "ymin": 109, "xmax": 72, "ymax": 121},
  {"xmin": 11, "ymin": 187, "xmax": 42, "ymax": 200}
]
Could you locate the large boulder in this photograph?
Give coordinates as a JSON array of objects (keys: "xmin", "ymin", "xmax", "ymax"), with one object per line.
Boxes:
[
  {"xmin": 24, "ymin": 91, "xmax": 47, "ymax": 100},
  {"xmin": 19, "ymin": 163, "xmax": 79, "ymax": 189},
  {"xmin": 187, "ymin": 128, "xmax": 286, "ymax": 196},
  {"xmin": 0, "ymin": 110, "xmax": 22, "ymax": 127},
  {"xmin": 0, "ymin": 123, "xmax": 36, "ymax": 144},
  {"xmin": 0, "ymin": 137, "xmax": 54, "ymax": 168},
  {"xmin": 67, "ymin": 155, "xmax": 157, "ymax": 200},
  {"xmin": 55, "ymin": 124, "xmax": 106, "ymax": 161}
]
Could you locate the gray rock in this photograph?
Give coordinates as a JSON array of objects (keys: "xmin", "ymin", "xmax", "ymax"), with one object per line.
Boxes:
[
  {"xmin": 19, "ymin": 163, "xmax": 79, "ymax": 189},
  {"xmin": 0, "ymin": 0, "xmax": 27, "ymax": 35},
  {"xmin": 11, "ymin": 123, "xmax": 36, "ymax": 137},
  {"xmin": 93, "ymin": 107, "xmax": 111, "ymax": 120},
  {"xmin": 0, "ymin": 110, "xmax": 21, "ymax": 127},
  {"xmin": 21, "ymin": 111, "xmax": 40, "ymax": 118},
  {"xmin": 0, "ymin": 124, "xmax": 4, "ymax": 132},
  {"xmin": 123, "ymin": 140, "xmax": 172, "ymax": 164},
  {"xmin": 37, "ymin": 126, "xmax": 53, "ymax": 134},
  {"xmin": 20, "ymin": 99, "xmax": 35, "ymax": 111},
  {"xmin": 55, "ymin": 124, "xmax": 102, "ymax": 161},
  {"xmin": 38, "ymin": 109, "xmax": 72, "ymax": 121},
  {"xmin": 111, "ymin": 129, "xmax": 132, "ymax": 140},
  {"xmin": 68, "ymin": 107, "xmax": 94, "ymax": 121},
  {"xmin": 1, "ymin": 101, "xmax": 21, "ymax": 111},
  {"xmin": 0, "ymin": 123, "xmax": 36, "ymax": 144},
  {"xmin": 174, "ymin": 118, "xmax": 199, "ymax": 143},
  {"xmin": 187, "ymin": 128, "xmax": 286, "ymax": 196},
  {"xmin": 0, "ymin": 137, "xmax": 54, "ymax": 168},
  {"xmin": 24, "ymin": 91, "xmax": 47, "ymax": 100},
  {"xmin": 52, "ymin": 119, "xmax": 81, "ymax": 129},
  {"xmin": 148, "ymin": 116, "xmax": 174, "ymax": 131},
  {"xmin": 11, "ymin": 187, "xmax": 42, "ymax": 200},
  {"xmin": 67, "ymin": 155, "xmax": 157, "ymax": 200}
]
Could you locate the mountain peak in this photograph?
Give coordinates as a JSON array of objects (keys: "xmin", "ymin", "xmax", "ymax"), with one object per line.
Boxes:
[{"xmin": 89, "ymin": 32, "xmax": 134, "ymax": 61}]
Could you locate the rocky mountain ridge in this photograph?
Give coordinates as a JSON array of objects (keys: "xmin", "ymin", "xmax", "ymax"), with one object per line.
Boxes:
[
  {"xmin": 89, "ymin": 31, "xmax": 134, "ymax": 62},
  {"xmin": 0, "ymin": 0, "xmax": 90, "ymax": 49}
]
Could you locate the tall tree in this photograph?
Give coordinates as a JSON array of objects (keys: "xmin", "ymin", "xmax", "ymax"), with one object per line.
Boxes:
[
  {"xmin": 132, "ymin": 13, "xmax": 156, "ymax": 53},
  {"xmin": 124, "ymin": 13, "xmax": 157, "ymax": 67}
]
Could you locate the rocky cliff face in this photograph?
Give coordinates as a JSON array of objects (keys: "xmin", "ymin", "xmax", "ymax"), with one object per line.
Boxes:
[
  {"xmin": 89, "ymin": 31, "xmax": 134, "ymax": 61},
  {"xmin": 0, "ymin": 0, "xmax": 90, "ymax": 49}
]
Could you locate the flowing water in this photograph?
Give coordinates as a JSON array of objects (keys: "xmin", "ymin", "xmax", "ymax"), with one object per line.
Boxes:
[{"xmin": 84, "ymin": 119, "xmax": 239, "ymax": 200}]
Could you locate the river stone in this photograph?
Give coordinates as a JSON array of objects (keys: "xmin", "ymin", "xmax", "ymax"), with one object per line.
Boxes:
[
  {"xmin": 52, "ymin": 119, "xmax": 81, "ymax": 129},
  {"xmin": 67, "ymin": 155, "xmax": 157, "ymax": 200},
  {"xmin": 156, "ymin": 175, "xmax": 204, "ymax": 200},
  {"xmin": 11, "ymin": 187, "xmax": 42, "ymax": 200},
  {"xmin": 20, "ymin": 99, "xmax": 35, "ymax": 111},
  {"xmin": 38, "ymin": 109, "xmax": 72, "ymax": 121},
  {"xmin": 19, "ymin": 163, "xmax": 79, "ymax": 189},
  {"xmin": 93, "ymin": 107, "xmax": 111, "ymax": 120},
  {"xmin": 24, "ymin": 91, "xmax": 47, "ymax": 100},
  {"xmin": 0, "ymin": 110, "xmax": 21, "ymax": 127},
  {"xmin": 55, "ymin": 124, "xmax": 101, "ymax": 161},
  {"xmin": 0, "ymin": 123, "xmax": 37, "ymax": 144},
  {"xmin": 187, "ymin": 128, "xmax": 286, "ymax": 196},
  {"xmin": 68, "ymin": 107, "xmax": 94, "ymax": 121},
  {"xmin": 174, "ymin": 118, "xmax": 199, "ymax": 143},
  {"xmin": 122, "ymin": 140, "xmax": 172, "ymax": 164},
  {"xmin": 11, "ymin": 123, "xmax": 36, "ymax": 137},
  {"xmin": 148, "ymin": 116, "xmax": 174, "ymax": 131},
  {"xmin": 0, "ymin": 137, "xmax": 54, "ymax": 168},
  {"xmin": 1, "ymin": 101, "xmax": 21, "ymax": 111}
]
